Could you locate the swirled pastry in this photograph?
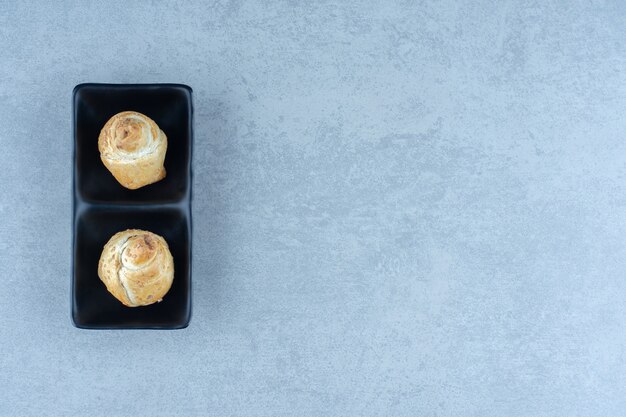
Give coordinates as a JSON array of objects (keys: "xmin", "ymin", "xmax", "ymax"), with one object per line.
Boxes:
[
  {"xmin": 98, "ymin": 229, "xmax": 174, "ymax": 307},
  {"xmin": 98, "ymin": 111, "xmax": 167, "ymax": 189}
]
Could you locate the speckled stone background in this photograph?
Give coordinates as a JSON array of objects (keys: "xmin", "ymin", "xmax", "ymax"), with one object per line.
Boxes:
[{"xmin": 1, "ymin": 1, "xmax": 625, "ymax": 416}]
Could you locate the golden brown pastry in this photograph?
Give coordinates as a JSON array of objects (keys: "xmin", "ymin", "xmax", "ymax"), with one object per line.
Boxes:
[
  {"xmin": 98, "ymin": 229, "xmax": 174, "ymax": 307},
  {"xmin": 98, "ymin": 111, "xmax": 167, "ymax": 189}
]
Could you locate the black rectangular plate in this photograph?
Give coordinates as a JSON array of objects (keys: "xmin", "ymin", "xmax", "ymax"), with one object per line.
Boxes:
[{"xmin": 72, "ymin": 83, "xmax": 192, "ymax": 329}]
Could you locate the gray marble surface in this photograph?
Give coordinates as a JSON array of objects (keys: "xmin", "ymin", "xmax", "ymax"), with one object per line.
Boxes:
[{"xmin": 1, "ymin": 1, "xmax": 625, "ymax": 416}]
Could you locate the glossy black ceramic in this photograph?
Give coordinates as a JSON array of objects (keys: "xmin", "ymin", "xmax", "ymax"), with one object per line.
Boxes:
[{"xmin": 72, "ymin": 83, "xmax": 192, "ymax": 329}]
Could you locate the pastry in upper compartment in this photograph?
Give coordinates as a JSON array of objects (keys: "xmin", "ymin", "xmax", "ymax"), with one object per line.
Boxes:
[{"xmin": 98, "ymin": 111, "xmax": 167, "ymax": 189}]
